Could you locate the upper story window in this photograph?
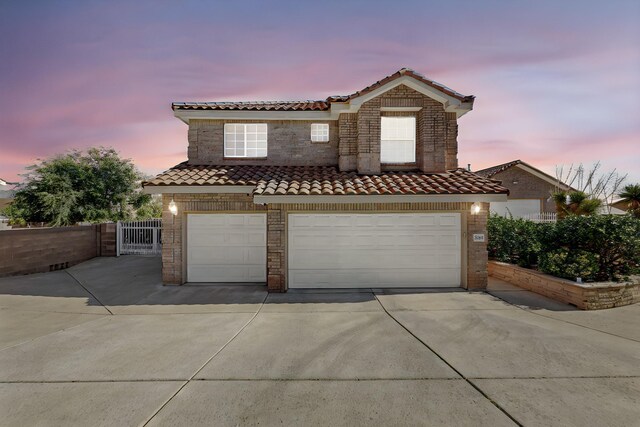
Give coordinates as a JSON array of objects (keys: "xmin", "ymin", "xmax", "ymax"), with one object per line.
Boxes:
[
  {"xmin": 380, "ymin": 116, "xmax": 416, "ymax": 163},
  {"xmin": 224, "ymin": 124, "xmax": 268, "ymax": 158},
  {"xmin": 311, "ymin": 123, "xmax": 329, "ymax": 142}
]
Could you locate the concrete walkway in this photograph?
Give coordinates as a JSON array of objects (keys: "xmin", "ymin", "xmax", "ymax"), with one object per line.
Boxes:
[{"xmin": 0, "ymin": 257, "xmax": 638, "ymax": 426}]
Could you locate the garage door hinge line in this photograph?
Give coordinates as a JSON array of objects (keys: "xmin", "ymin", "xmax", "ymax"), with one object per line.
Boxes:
[
  {"xmin": 373, "ymin": 294, "xmax": 523, "ymax": 427},
  {"xmin": 141, "ymin": 292, "xmax": 268, "ymax": 426}
]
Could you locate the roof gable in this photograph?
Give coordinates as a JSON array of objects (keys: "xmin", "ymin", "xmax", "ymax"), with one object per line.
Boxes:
[
  {"xmin": 475, "ymin": 160, "xmax": 571, "ymax": 190},
  {"xmin": 172, "ymin": 68, "xmax": 475, "ymax": 121}
]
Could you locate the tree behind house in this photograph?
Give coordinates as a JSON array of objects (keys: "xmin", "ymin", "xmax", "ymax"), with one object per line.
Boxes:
[{"xmin": 3, "ymin": 147, "xmax": 154, "ymax": 226}]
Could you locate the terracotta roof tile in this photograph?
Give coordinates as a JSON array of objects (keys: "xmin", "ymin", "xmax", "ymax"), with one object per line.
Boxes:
[
  {"xmin": 144, "ymin": 163, "xmax": 509, "ymax": 196},
  {"xmin": 172, "ymin": 101, "xmax": 330, "ymax": 111},
  {"xmin": 172, "ymin": 68, "xmax": 474, "ymax": 111}
]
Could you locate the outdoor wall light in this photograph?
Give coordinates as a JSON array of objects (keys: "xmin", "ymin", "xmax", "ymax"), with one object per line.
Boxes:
[
  {"xmin": 471, "ymin": 202, "xmax": 481, "ymax": 215},
  {"xmin": 168, "ymin": 199, "xmax": 178, "ymax": 216}
]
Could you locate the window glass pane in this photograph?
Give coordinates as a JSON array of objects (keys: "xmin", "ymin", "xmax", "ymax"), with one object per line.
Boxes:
[
  {"xmin": 381, "ymin": 117, "xmax": 415, "ymax": 163},
  {"xmin": 224, "ymin": 123, "xmax": 267, "ymax": 157},
  {"xmin": 311, "ymin": 123, "xmax": 329, "ymax": 142}
]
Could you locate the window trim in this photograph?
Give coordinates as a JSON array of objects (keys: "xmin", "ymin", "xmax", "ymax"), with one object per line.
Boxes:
[
  {"xmin": 380, "ymin": 116, "xmax": 416, "ymax": 164},
  {"xmin": 310, "ymin": 123, "xmax": 330, "ymax": 142},
  {"xmin": 224, "ymin": 123, "xmax": 268, "ymax": 158}
]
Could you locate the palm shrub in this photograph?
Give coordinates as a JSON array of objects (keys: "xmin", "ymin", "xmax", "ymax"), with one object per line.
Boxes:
[
  {"xmin": 619, "ymin": 184, "xmax": 640, "ymax": 218},
  {"xmin": 552, "ymin": 190, "xmax": 602, "ymax": 219}
]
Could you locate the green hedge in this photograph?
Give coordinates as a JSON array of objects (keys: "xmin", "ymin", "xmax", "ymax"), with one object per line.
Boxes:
[{"xmin": 488, "ymin": 214, "xmax": 640, "ymax": 282}]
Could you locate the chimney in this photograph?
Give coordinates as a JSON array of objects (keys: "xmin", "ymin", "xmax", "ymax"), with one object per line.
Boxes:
[{"xmin": 467, "ymin": 164, "xmax": 471, "ymax": 172}]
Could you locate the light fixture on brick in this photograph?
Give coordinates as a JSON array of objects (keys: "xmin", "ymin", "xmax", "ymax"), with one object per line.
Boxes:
[
  {"xmin": 471, "ymin": 202, "xmax": 481, "ymax": 215},
  {"xmin": 168, "ymin": 199, "xmax": 178, "ymax": 215}
]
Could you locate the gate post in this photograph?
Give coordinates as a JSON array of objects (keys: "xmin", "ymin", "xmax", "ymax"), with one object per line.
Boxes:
[{"xmin": 116, "ymin": 221, "xmax": 121, "ymax": 257}]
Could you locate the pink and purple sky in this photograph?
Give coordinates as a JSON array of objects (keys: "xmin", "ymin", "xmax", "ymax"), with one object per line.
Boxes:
[{"xmin": 1, "ymin": 0, "xmax": 639, "ymax": 184}]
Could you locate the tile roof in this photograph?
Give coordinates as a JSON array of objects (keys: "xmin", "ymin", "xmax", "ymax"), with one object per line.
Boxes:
[
  {"xmin": 172, "ymin": 68, "xmax": 474, "ymax": 111},
  {"xmin": 327, "ymin": 68, "xmax": 475, "ymax": 104},
  {"xmin": 172, "ymin": 101, "xmax": 330, "ymax": 111},
  {"xmin": 144, "ymin": 163, "xmax": 508, "ymax": 196}
]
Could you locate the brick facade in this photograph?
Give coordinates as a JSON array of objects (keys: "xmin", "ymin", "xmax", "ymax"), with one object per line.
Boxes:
[
  {"xmin": 162, "ymin": 194, "xmax": 489, "ymax": 291},
  {"xmin": 491, "ymin": 167, "xmax": 558, "ymax": 212},
  {"xmin": 187, "ymin": 119, "xmax": 338, "ymax": 166},
  {"xmin": 186, "ymin": 85, "xmax": 459, "ymax": 174}
]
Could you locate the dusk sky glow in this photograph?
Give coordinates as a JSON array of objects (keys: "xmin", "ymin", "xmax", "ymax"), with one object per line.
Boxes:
[{"xmin": 1, "ymin": 0, "xmax": 639, "ymax": 184}]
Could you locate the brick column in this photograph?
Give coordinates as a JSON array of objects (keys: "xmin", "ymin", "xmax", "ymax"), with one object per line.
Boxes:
[
  {"xmin": 466, "ymin": 203, "xmax": 489, "ymax": 289},
  {"xmin": 162, "ymin": 194, "xmax": 182, "ymax": 284},
  {"xmin": 267, "ymin": 207, "xmax": 286, "ymax": 292},
  {"xmin": 356, "ymin": 98, "xmax": 381, "ymax": 174}
]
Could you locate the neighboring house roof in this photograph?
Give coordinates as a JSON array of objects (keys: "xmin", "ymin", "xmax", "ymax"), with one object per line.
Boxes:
[
  {"xmin": 475, "ymin": 159, "xmax": 571, "ymax": 190},
  {"xmin": 0, "ymin": 178, "xmax": 6, "ymax": 186},
  {"xmin": 144, "ymin": 163, "xmax": 508, "ymax": 196},
  {"xmin": 172, "ymin": 68, "xmax": 474, "ymax": 114}
]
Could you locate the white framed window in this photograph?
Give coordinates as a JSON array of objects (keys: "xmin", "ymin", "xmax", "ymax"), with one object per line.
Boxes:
[
  {"xmin": 224, "ymin": 124, "xmax": 268, "ymax": 158},
  {"xmin": 311, "ymin": 123, "xmax": 329, "ymax": 142},
  {"xmin": 380, "ymin": 116, "xmax": 416, "ymax": 163}
]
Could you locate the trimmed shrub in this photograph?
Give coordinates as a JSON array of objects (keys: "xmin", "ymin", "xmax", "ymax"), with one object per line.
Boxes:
[
  {"xmin": 487, "ymin": 214, "xmax": 541, "ymax": 268},
  {"xmin": 488, "ymin": 214, "xmax": 640, "ymax": 281},
  {"xmin": 538, "ymin": 249, "xmax": 599, "ymax": 281}
]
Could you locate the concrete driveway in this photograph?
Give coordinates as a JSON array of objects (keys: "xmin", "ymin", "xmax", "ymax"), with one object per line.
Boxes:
[{"xmin": 0, "ymin": 257, "xmax": 638, "ymax": 426}]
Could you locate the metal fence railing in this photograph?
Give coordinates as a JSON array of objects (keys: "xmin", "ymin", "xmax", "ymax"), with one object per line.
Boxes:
[
  {"xmin": 522, "ymin": 212, "xmax": 557, "ymax": 223},
  {"xmin": 117, "ymin": 219, "xmax": 162, "ymax": 256}
]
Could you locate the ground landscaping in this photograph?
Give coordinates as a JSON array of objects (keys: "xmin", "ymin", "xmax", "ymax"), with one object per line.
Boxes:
[{"xmin": 488, "ymin": 214, "xmax": 640, "ymax": 309}]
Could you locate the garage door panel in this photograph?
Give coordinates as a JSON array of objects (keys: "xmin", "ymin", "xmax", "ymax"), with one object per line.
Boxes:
[
  {"xmin": 188, "ymin": 265, "xmax": 265, "ymax": 283},
  {"xmin": 289, "ymin": 268, "xmax": 461, "ymax": 289},
  {"xmin": 187, "ymin": 214, "xmax": 266, "ymax": 283},
  {"xmin": 288, "ymin": 213, "xmax": 461, "ymax": 288}
]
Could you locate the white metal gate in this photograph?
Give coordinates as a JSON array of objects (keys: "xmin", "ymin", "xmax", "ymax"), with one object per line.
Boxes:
[{"xmin": 117, "ymin": 219, "xmax": 162, "ymax": 256}]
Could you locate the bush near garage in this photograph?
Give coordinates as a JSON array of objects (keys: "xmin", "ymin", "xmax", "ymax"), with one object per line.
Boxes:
[
  {"xmin": 487, "ymin": 214, "xmax": 541, "ymax": 268},
  {"xmin": 488, "ymin": 214, "xmax": 640, "ymax": 282}
]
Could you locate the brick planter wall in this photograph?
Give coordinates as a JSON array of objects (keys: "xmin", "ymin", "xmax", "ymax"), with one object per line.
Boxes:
[
  {"xmin": 0, "ymin": 224, "xmax": 116, "ymax": 277},
  {"xmin": 488, "ymin": 261, "xmax": 640, "ymax": 310}
]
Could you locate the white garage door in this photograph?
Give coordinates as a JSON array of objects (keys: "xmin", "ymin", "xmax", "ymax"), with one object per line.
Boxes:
[
  {"xmin": 187, "ymin": 214, "xmax": 266, "ymax": 283},
  {"xmin": 288, "ymin": 213, "xmax": 461, "ymax": 289},
  {"xmin": 490, "ymin": 199, "xmax": 541, "ymax": 218}
]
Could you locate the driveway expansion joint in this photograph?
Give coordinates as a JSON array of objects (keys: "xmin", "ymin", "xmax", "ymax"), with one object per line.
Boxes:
[
  {"xmin": 374, "ymin": 293, "xmax": 524, "ymax": 427},
  {"xmin": 141, "ymin": 291, "xmax": 269, "ymax": 426}
]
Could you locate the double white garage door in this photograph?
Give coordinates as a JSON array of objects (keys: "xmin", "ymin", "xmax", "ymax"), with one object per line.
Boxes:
[{"xmin": 187, "ymin": 213, "xmax": 461, "ymax": 288}]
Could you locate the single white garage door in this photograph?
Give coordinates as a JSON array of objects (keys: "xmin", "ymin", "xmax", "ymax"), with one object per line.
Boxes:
[
  {"xmin": 490, "ymin": 199, "xmax": 541, "ymax": 218},
  {"xmin": 288, "ymin": 213, "xmax": 461, "ymax": 289},
  {"xmin": 187, "ymin": 214, "xmax": 266, "ymax": 283}
]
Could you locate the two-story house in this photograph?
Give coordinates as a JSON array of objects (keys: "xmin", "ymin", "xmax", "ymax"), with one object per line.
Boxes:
[{"xmin": 144, "ymin": 68, "xmax": 508, "ymax": 291}]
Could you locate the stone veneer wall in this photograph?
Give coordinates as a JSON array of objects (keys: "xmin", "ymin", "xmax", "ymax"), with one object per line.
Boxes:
[
  {"xmin": 162, "ymin": 194, "xmax": 489, "ymax": 292},
  {"xmin": 488, "ymin": 261, "xmax": 640, "ymax": 310}
]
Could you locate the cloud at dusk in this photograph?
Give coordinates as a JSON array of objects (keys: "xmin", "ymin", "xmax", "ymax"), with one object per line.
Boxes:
[{"xmin": 1, "ymin": 0, "xmax": 638, "ymax": 184}]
